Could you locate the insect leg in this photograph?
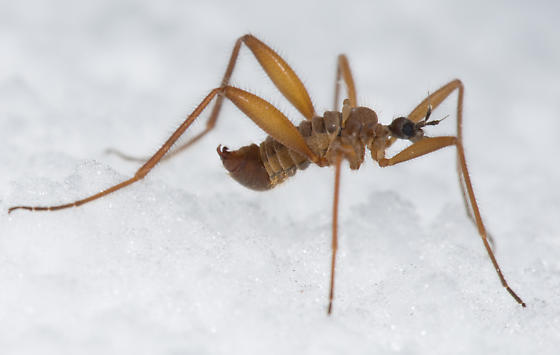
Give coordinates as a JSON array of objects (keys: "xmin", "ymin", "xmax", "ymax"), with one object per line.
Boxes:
[
  {"xmin": 378, "ymin": 136, "xmax": 526, "ymax": 307},
  {"xmin": 327, "ymin": 152, "xmax": 343, "ymax": 315},
  {"xmin": 333, "ymin": 54, "xmax": 357, "ymax": 110},
  {"xmin": 221, "ymin": 87, "xmax": 319, "ymax": 163},
  {"xmin": 175, "ymin": 34, "xmax": 318, "ymax": 153},
  {"xmin": 388, "ymin": 79, "xmax": 495, "ymax": 246},
  {"xmin": 9, "ymin": 89, "xmax": 220, "ymax": 213},
  {"xmin": 109, "ymin": 34, "xmax": 317, "ymax": 162},
  {"xmin": 9, "ymin": 86, "xmax": 320, "ymax": 213}
]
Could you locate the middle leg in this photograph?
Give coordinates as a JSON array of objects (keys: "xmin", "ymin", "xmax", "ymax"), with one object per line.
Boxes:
[
  {"xmin": 328, "ymin": 152, "xmax": 343, "ymax": 315},
  {"xmin": 333, "ymin": 54, "xmax": 357, "ymax": 110}
]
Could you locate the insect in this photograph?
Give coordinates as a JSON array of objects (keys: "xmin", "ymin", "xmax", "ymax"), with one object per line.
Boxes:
[{"xmin": 8, "ymin": 34, "xmax": 526, "ymax": 313}]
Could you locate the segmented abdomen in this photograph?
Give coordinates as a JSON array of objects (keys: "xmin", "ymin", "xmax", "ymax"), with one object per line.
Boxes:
[
  {"xmin": 219, "ymin": 112, "xmax": 341, "ymax": 190},
  {"xmin": 260, "ymin": 112, "xmax": 343, "ymax": 187}
]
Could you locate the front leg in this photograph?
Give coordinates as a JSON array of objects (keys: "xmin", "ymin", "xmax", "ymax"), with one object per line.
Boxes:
[
  {"xmin": 379, "ymin": 136, "xmax": 526, "ymax": 307},
  {"xmin": 389, "ymin": 80, "xmax": 493, "ymax": 244}
]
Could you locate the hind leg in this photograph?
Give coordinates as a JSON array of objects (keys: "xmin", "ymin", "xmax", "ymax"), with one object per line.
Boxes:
[{"xmin": 108, "ymin": 34, "xmax": 317, "ymax": 163}]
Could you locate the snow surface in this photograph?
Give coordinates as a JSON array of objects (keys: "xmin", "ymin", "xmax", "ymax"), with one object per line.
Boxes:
[{"xmin": 1, "ymin": 0, "xmax": 560, "ymax": 354}]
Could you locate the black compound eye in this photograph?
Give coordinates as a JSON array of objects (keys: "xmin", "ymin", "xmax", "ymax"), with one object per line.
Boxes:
[
  {"xmin": 402, "ymin": 121, "xmax": 414, "ymax": 137},
  {"xmin": 389, "ymin": 117, "xmax": 417, "ymax": 139}
]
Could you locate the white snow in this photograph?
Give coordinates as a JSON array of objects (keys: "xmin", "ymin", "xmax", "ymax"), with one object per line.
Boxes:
[{"xmin": 1, "ymin": 0, "xmax": 559, "ymax": 354}]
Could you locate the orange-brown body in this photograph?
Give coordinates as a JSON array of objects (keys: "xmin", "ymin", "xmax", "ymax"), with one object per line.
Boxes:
[{"xmin": 218, "ymin": 107, "xmax": 388, "ymax": 190}]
